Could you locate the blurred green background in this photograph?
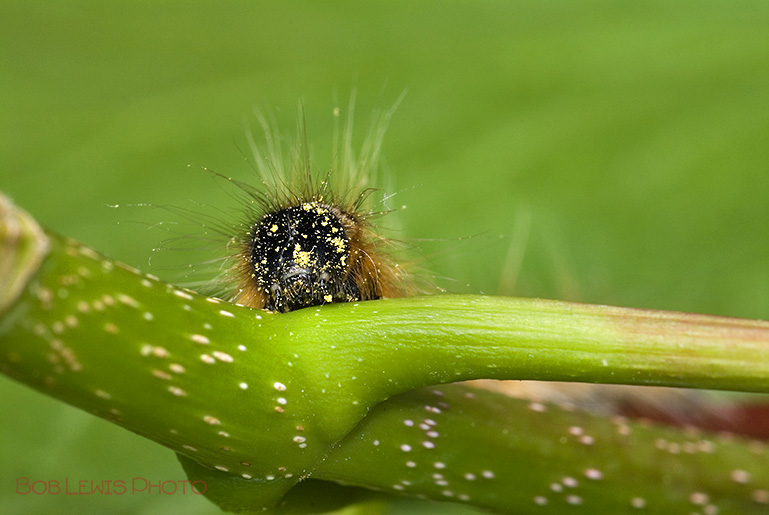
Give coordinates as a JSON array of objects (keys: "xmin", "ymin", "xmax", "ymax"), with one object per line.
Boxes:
[{"xmin": 1, "ymin": 1, "xmax": 768, "ymax": 513}]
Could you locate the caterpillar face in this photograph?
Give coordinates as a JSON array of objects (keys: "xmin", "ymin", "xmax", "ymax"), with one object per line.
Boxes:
[
  {"xmin": 203, "ymin": 100, "xmax": 417, "ymax": 313},
  {"xmin": 248, "ymin": 201, "xmax": 364, "ymax": 313}
]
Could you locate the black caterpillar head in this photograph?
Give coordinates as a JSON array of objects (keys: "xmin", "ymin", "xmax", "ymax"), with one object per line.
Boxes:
[{"xmin": 248, "ymin": 202, "xmax": 364, "ymax": 312}]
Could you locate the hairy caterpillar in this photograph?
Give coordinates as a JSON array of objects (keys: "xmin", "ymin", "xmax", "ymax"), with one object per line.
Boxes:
[{"xmin": 206, "ymin": 100, "xmax": 415, "ymax": 313}]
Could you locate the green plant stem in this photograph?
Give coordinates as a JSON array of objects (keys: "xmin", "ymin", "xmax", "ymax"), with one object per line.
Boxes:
[
  {"xmin": 316, "ymin": 383, "xmax": 769, "ymax": 514},
  {"xmin": 299, "ymin": 293, "xmax": 769, "ymax": 394},
  {"xmin": 2, "ymin": 194, "xmax": 769, "ymax": 513}
]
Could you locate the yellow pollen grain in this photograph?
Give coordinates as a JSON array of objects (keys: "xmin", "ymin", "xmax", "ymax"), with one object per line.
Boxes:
[
  {"xmin": 330, "ymin": 237, "xmax": 346, "ymax": 253},
  {"xmin": 293, "ymin": 247, "xmax": 313, "ymax": 269}
]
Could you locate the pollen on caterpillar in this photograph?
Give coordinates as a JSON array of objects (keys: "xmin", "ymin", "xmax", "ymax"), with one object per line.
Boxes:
[{"xmin": 214, "ymin": 100, "xmax": 414, "ymax": 313}]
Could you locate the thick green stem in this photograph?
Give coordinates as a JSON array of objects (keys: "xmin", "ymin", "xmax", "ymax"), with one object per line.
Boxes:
[
  {"xmin": 2, "ymin": 193, "xmax": 769, "ymax": 513},
  {"xmin": 316, "ymin": 383, "xmax": 769, "ymax": 514},
  {"xmin": 293, "ymin": 294, "xmax": 769, "ymax": 396}
]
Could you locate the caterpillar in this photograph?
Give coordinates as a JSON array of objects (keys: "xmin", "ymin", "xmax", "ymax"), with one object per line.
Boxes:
[{"xmin": 210, "ymin": 100, "xmax": 414, "ymax": 313}]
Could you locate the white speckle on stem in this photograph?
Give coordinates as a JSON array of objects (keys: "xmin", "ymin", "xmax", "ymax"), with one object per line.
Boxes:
[
  {"xmin": 584, "ymin": 468, "xmax": 604, "ymax": 481},
  {"xmin": 152, "ymin": 369, "xmax": 172, "ymax": 380},
  {"xmin": 566, "ymin": 495, "xmax": 583, "ymax": 506},
  {"xmin": 173, "ymin": 290, "xmax": 193, "ymax": 300},
  {"xmin": 190, "ymin": 334, "xmax": 210, "ymax": 345},
  {"xmin": 730, "ymin": 469, "xmax": 751, "ymax": 484},
  {"xmin": 213, "ymin": 351, "xmax": 233, "ymax": 363},
  {"xmin": 168, "ymin": 386, "xmax": 187, "ymax": 397}
]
